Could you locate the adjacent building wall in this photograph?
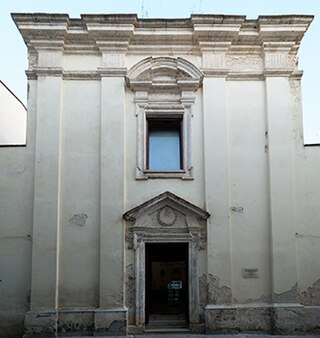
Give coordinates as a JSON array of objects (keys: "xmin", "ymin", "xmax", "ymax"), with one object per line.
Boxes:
[
  {"xmin": 0, "ymin": 81, "xmax": 26, "ymax": 145},
  {"xmin": 0, "ymin": 81, "xmax": 36, "ymax": 336}
]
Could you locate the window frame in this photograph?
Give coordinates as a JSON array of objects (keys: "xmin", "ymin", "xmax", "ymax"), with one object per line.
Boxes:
[
  {"xmin": 135, "ymin": 105, "xmax": 193, "ymax": 180},
  {"xmin": 146, "ymin": 117, "xmax": 183, "ymax": 171}
]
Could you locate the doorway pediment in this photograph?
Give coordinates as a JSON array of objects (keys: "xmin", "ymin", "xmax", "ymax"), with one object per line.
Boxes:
[{"xmin": 123, "ymin": 191, "xmax": 210, "ymax": 250}]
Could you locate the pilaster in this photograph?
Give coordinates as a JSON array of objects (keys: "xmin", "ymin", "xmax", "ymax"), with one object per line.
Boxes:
[
  {"xmin": 264, "ymin": 69, "xmax": 298, "ymax": 301},
  {"xmin": 25, "ymin": 73, "xmax": 63, "ymax": 336},
  {"xmin": 98, "ymin": 48, "xmax": 127, "ymax": 317},
  {"xmin": 202, "ymin": 75, "xmax": 232, "ymax": 300}
]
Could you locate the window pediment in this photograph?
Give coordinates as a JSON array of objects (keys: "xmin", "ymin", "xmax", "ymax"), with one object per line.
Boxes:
[{"xmin": 126, "ymin": 57, "xmax": 203, "ymax": 92}]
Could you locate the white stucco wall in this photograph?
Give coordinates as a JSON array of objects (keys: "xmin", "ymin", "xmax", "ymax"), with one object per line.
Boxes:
[
  {"xmin": 59, "ymin": 81, "xmax": 101, "ymax": 307},
  {"xmin": 227, "ymin": 80, "xmax": 271, "ymax": 302}
]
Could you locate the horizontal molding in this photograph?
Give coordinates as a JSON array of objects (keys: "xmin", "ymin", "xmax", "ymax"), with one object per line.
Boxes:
[
  {"xmin": 226, "ymin": 72, "xmax": 265, "ymax": 81},
  {"xmin": 205, "ymin": 302, "xmax": 305, "ymax": 309},
  {"xmin": 201, "ymin": 68, "xmax": 229, "ymax": 77},
  {"xmin": 26, "ymin": 69, "xmax": 127, "ymax": 80},
  {"xmin": 264, "ymin": 68, "xmax": 296, "ymax": 77},
  {"xmin": 25, "ymin": 68, "xmax": 303, "ymax": 81},
  {"xmin": 62, "ymin": 71, "xmax": 100, "ymax": 80}
]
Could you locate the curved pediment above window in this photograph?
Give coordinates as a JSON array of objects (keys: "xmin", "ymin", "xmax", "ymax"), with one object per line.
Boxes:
[{"xmin": 126, "ymin": 57, "xmax": 203, "ymax": 92}]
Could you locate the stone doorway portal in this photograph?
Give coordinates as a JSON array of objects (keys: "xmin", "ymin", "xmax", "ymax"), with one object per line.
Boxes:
[
  {"xmin": 123, "ymin": 191, "xmax": 209, "ymax": 331},
  {"xmin": 145, "ymin": 243, "xmax": 189, "ymax": 327}
]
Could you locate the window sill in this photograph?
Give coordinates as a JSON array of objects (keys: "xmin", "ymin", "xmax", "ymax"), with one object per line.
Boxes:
[{"xmin": 136, "ymin": 168, "xmax": 194, "ymax": 180}]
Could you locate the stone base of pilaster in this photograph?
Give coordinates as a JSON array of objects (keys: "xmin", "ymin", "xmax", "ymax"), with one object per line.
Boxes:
[
  {"xmin": 23, "ymin": 307, "xmax": 127, "ymax": 337},
  {"xmin": 205, "ymin": 303, "xmax": 320, "ymax": 334},
  {"xmin": 0, "ymin": 311, "xmax": 25, "ymax": 337},
  {"xmin": 24, "ymin": 311, "xmax": 58, "ymax": 338},
  {"xmin": 93, "ymin": 308, "xmax": 127, "ymax": 336}
]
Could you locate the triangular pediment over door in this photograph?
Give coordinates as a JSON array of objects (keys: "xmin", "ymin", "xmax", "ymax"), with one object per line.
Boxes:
[{"xmin": 123, "ymin": 191, "xmax": 210, "ymax": 250}]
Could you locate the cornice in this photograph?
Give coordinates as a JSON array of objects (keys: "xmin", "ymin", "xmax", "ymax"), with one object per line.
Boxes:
[
  {"xmin": 12, "ymin": 13, "xmax": 313, "ymax": 54},
  {"xmin": 290, "ymin": 70, "xmax": 304, "ymax": 80},
  {"xmin": 12, "ymin": 13, "xmax": 313, "ymax": 79}
]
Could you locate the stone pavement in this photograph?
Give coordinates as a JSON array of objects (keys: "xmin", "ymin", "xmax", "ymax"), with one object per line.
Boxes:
[{"xmin": 58, "ymin": 334, "xmax": 320, "ymax": 338}]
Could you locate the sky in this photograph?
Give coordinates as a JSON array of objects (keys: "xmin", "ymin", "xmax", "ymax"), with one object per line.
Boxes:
[{"xmin": 0, "ymin": 0, "xmax": 319, "ymax": 143}]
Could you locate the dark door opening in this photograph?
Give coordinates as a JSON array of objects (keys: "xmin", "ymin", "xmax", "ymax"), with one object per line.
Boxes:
[{"xmin": 145, "ymin": 243, "xmax": 189, "ymax": 325}]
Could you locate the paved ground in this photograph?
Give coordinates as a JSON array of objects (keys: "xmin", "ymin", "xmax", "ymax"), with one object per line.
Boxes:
[
  {"xmin": 8, "ymin": 333, "xmax": 320, "ymax": 338},
  {"xmin": 57, "ymin": 334, "xmax": 320, "ymax": 338}
]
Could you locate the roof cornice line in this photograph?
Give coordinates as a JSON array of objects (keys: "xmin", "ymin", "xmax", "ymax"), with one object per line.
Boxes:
[{"xmin": 12, "ymin": 13, "xmax": 314, "ymax": 53}]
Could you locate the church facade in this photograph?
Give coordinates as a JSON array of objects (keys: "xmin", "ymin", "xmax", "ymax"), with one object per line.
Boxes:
[{"xmin": 1, "ymin": 13, "xmax": 319, "ymax": 336}]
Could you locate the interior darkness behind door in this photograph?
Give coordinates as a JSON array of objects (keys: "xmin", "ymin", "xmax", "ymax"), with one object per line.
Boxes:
[{"xmin": 145, "ymin": 243, "xmax": 188, "ymax": 324}]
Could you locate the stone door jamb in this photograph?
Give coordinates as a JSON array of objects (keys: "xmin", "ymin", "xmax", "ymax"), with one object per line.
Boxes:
[{"xmin": 133, "ymin": 233, "xmax": 200, "ymax": 328}]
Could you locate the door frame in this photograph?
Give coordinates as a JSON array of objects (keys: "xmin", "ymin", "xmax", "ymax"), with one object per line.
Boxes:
[{"xmin": 134, "ymin": 233, "xmax": 200, "ymax": 328}]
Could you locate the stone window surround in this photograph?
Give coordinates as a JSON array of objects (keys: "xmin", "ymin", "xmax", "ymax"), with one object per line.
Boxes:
[
  {"xmin": 126, "ymin": 57, "xmax": 203, "ymax": 180},
  {"xmin": 135, "ymin": 103, "xmax": 193, "ymax": 179}
]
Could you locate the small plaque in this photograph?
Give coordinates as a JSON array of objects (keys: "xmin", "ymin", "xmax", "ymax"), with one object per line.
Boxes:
[
  {"xmin": 242, "ymin": 268, "xmax": 258, "ymax": 278},
  {"xmin": 168, "ymin": 280, "xmax": 182, "ymax": 289}
]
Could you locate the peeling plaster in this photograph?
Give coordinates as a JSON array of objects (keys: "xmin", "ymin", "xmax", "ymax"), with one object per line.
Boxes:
[
  {"xmin": 107, "ymin": 320, "xmax": 126, "ymax": 333},
  {"xmin": 108, "ymin": 293, "xmax": 124, "ymax": 307},
  {"xmin": 300, "ymin": 279, "xmax": 320, "ymax": 305},
  {"xmin": 199, "ymin": 274, "xmax": 208, "ymax": 322},
  {"xmin": 199, "ymin": 274, "xmax": 208, "ymax": 306},
  {"xmin": 241, "ymin": 285, "xmax": 299, "ymax": 304},
  {"xmin": 244, "ymin": 293, "xmax": 272, "ymax": 304},
  {"xmin": 273, "ymin": 284, "xmax": 298, "ymax": 303},
  {"xmin": 207, "ymin": 274, "xmax": 232, "ymax": 304},
  {"xmin": 58, "ymin": 320, "xmax": 93, "ymax": 333},
  {"xmin": 205, "ymin": 277, "xmax": 320, "ymax": 307},
  {"xmin": 69, "ymin": 213, "xmax": 88, "ymax": 226},
  {"xmin": 125, "ymin": 264, "xmax": 135, "ymax": 323}
]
